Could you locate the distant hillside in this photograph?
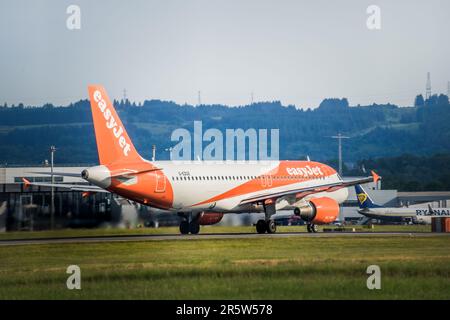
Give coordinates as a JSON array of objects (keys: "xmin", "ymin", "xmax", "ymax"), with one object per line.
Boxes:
[
  {"xmin": 345, "ymin": 153, "xmax": 450, "ymax": 191},
  {"xmin": 0, "ymin": 95, "xmax": 449, "ymax": 165}
]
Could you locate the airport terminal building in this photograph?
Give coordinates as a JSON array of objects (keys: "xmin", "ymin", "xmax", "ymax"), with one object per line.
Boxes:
[{"xmin": 0, "ymin": 166, "xmax": 111, "ymax": 231}]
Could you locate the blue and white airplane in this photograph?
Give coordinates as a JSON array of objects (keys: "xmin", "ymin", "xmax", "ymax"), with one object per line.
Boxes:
[{"xmin": 355, "ymin": 185, "xmax": 450, "ymax": 224}]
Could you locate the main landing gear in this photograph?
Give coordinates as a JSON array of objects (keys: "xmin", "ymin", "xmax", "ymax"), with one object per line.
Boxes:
[
  {"xmin": 256, "ymin": 219, "xmax": 277, "ymax": 234},
  {"xmin": 179, "ymin": 213, "xmax": 200, "ymax": 235},
  {"xmin": 255, "ymin": 202, "xmax": 277, "ymax": 234},
  {"xmin": 306, "ymin": 223, "xmax": 318, "ymax": 233}
]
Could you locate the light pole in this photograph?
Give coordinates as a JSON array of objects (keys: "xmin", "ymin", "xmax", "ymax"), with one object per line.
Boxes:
[
  {"xmin": 331, "ymin": 133, "xmax": 349, "ymax": 177},
  {"xmin": 50, "ymin": 145, "xmax": 56, "ymax": 229}
]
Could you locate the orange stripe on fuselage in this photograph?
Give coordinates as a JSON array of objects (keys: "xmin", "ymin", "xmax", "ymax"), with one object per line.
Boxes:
[{"xmin": 190, "ymin": 161, "xmax": 336, "ymax": 207}]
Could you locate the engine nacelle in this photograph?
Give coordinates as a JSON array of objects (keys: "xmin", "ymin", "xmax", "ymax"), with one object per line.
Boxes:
[
  {"xmin": 197, "ymin": 212, "xmax": 224, "ymax": 225},
  {"xmin": 293, "ymin": 197, "xmax": 339, "ymax": 224}
]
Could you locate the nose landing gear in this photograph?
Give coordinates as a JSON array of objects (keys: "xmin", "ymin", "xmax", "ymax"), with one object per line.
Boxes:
[{"xmin": 306, "ymin": 223, "xmax": 318, "ymax": 233}]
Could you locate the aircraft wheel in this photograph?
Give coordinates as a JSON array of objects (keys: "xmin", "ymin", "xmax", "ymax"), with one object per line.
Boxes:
[
  {"xmin": 306, "ymin": 224, "xmax": 312, "ymax": 233},
  {"xmin": 179, "ymin": 221, "xmax": 190, "ymax": 235},
  {"xmin": 311, "ymin": 224, "xmax": 318, "ymax": 233},
  {"xmin": 266, "ymin": 219, "xmax": 277, "ymax": 234},
  {"xmin": 256, "ymin": 219, "xmax": 267, "ymax": 234},
  {"xmin": 189, "ymin": 222, "xmax": 200, "ymax": 235}
]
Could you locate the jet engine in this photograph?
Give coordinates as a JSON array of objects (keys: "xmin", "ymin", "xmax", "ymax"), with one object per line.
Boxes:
[
  {"xmin": 293, "ymin": 197, "xmax": 339, "ymax": 224},
  {"xmin": 197, "ymin": 212, "xmax": 224, "ymax": 225}
]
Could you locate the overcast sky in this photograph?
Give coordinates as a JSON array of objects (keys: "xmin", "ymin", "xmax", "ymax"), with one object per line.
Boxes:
[{"xmin": 0, "ymin": 0, "xmax": 449, "ymax": 108}]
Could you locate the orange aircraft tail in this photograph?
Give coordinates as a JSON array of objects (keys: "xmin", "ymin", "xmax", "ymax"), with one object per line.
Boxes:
[{"xmin": 88, "ymin": 85, "xmax": 143, "ymax": 165}]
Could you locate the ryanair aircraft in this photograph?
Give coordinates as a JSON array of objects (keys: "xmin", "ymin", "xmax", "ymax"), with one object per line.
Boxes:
[{"xmin": 355, "ymin": 185, "xmax": 450, "ymax": 224}]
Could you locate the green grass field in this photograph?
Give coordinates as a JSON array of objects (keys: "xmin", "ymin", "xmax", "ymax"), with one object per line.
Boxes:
[{"xmin": 0, "ymin": 226, "xmax": 449, "ymax": 300}]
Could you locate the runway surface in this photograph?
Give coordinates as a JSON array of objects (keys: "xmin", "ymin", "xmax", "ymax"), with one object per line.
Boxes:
[{"xmin": 0, "ymin": 231, "xmax": 448, "ymax": 246}]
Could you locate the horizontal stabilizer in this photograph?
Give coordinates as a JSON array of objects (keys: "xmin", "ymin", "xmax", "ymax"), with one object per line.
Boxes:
[
  {"xmin": 29, "ymin": 171, "xmax": 82, "ymax": 178},
  {"xmin": 21, "ymin": 178, "xmax": 108, "ymax": 193}
]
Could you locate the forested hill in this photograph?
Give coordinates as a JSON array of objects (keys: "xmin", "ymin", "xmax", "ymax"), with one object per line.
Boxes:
[
  {"xmin": 346, "ymin": 153, "xmax": 450, "ymax": 191},
  {"xmin": 0, "ymin": 94, "xmax": 449, "ymax": 165}
]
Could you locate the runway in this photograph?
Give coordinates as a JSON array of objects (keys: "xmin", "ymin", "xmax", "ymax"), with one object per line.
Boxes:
[{"xmin": 0, "ymin": 231, "xmax": 448, "ymax": 246}]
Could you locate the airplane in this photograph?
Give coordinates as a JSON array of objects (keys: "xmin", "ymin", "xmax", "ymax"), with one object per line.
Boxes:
[
  {"xmin": 355, "ymin": 184, "xmax": 450, "ymax": 224},
  {"xmin": 22, "ymin": 85, "xmax": 380, "ymax": 234}
]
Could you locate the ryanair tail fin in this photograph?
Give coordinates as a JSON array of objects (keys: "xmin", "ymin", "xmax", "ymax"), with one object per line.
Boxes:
[
  {"xmin": 88, "ymin": 85, "xmax": 143, "ymax": 165},
  {"xmin": 354, "ymin": 185, "xmax": 382, "ymax": 209}
]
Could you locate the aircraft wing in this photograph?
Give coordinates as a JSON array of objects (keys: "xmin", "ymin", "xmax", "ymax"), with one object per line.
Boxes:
[
  {"xmin": 239, "ymin": 171, "xmax": 380, "ymax": 205},
  {"xmin": 22, "ymin": 178, "xmax": 109, "ymax": 193}
]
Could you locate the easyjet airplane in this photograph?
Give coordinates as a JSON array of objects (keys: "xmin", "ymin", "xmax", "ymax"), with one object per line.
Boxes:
[{"xmin": 24, "ymin": 85, "xmax": 380, "ymax": 234}]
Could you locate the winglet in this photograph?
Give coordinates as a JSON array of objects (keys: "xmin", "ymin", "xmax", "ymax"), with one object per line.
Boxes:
[
  {"xmin": 22, "ymin": 177, "xmax": 31, "ymax": 188},
  {"xmin": 371, "ymin": 170, "xmax": 381, "ymax": 183}
]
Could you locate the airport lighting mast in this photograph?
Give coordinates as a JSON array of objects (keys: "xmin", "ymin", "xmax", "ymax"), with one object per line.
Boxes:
[
  {"xmin": 426, "ymin": 72, "xmax": 431, "ymax": 100},
  {"xmin": 50, "ymin": 145, "xmax": 56, "ymax": 230},
  {"xmin": 331, "ymin": 133, "xmax": 349, "ymax": 177},
  {"xmin": 152, "ymin": 145, "xmax": 156, "ymax": 162}
]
